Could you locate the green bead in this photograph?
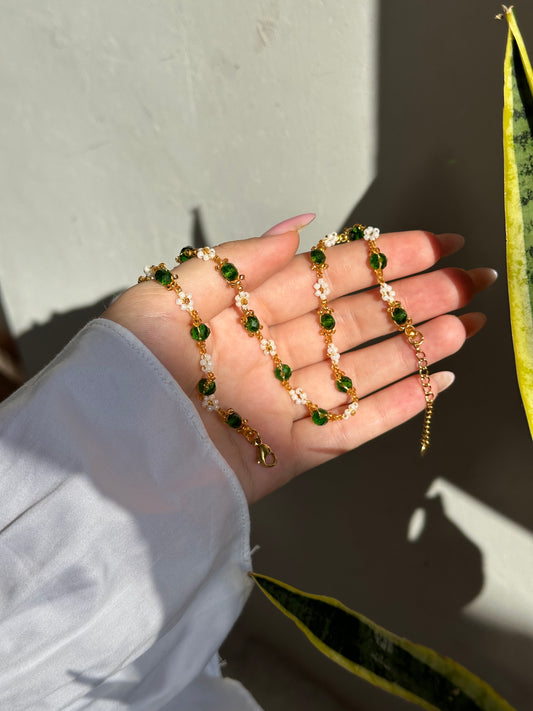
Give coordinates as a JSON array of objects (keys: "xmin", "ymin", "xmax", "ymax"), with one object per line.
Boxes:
[
  {"xmin": 349, "ymin": 226, "xmax": 364, "ymax": 241},
  {"xmin": 274, "ymin": 364, "xmax": 292, "ymax": 381},
  {"xmin": 221, "ymin": 262, "xmax": 239, "ymax": 282},
  {"xmin": 198, "ymin": 378, "xmax": 216, "ymax": 396},
  {"xmin": 310, "ymin": 249, "xmax": 326, "ymax": 265},
  {"xmin": 392, "ymin": 307, "xmax": 408, "ymax": 325},
  {"xmin": 320, "ymin": 312, "xmax": 335, "ymax": 330},
  {"xmin": 190, "ymin": 323, "xmax": 210, "ymax": 341},
  {"xmin": 311, "ymin": 408, "xmax": 329, "ymax": 426},
  {"xmin": 245, "ymin": 315, "xmax": 260, "ymax": 332},
  {"xmin": 369, "ymin": 252, "xmax": 387, "ymax": 270},
  {"xmin": 336, "ymin": 375, "xmax": 353, "ymax": 393},
  {"xmin": 154, "ymin": 268, "xmax": 172, "ymax": 286},
  {"xmin": 227, "ymin": 412, "xmax": 242, "ymax": 429},
  {"xmin": 179, "ymin": 246, "xmax": 194, "ymax": 263}
]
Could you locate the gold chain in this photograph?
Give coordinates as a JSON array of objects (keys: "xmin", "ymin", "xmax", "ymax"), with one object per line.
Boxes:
[
  {"xmin": 335, "ymin": 224, "xmax": 435, "ymax": 454},
  {"xmin": 139, "ymin": 263, "xmax": 278, "ymax": 468}
]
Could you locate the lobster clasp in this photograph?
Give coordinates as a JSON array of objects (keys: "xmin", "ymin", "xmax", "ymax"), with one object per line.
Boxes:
[{"xmin": 255, "ymin": 439, "xmax": 277, "ymax": 468}]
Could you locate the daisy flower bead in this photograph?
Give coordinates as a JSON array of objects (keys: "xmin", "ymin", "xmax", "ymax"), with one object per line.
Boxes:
[
  {"xmin": 314, "ymin": 278, "xmax": 330, "ymax": 300},
  {"xmin": 289, "ymin": 387, "xmax": 308, "ymax": 406},
  {"xmin": 327, "ymin": 343, "xmax": 340, "ymax": 365},
  {"xmin": 342, "ymin": 401, "xmax": 359, "ymax": 419},
  {"xmin": 175, "ymin": 292, "xmax": 194, "ymax": 312},
  {"xmin": 323, "ymin": 232, "xmax": 338, "ymax": 248},
  {"xmin": 234, "ymin": 291, "xmax": 250, "ymax": 309},
  {"xmin": 143, "ymin": 265, "xmax": 154, "ymax": 276},
  {"xmin": 363, "ymin": 226, "xmax": 380, "ymax": 241},
  {"xmin": 379, "ymin": 282, "xmax": 396, "ymax": 303},
  {"xmin": 197, "ymin": 247, "xmax": 216, "ymax": 261},
  {"xmin": 201, "ymin": 395, "xmax": 219, "ymax": 412},
  {"xmin": 260, "ymin": 338, "xmax": 277, "ymax": 356},
  {"xmin": 199, "ymin": 353, "xmax": 213, "ymax": 373}
]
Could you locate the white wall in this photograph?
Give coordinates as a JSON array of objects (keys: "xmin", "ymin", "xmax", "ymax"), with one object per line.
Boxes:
[
  {"xmin": 0, "ymin": 0, "xmax": 376, "ymax": 334},
  {"xmin": 1, "ymin": 2, "xmax": 532, "ymax": 710}
]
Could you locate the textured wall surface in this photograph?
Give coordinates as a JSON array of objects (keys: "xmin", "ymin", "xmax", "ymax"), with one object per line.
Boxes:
[
  {"xmin": 0, "ymin": 0, "xmax": 376, "ymax": 335},
  {"xmin": 1, "ymin": 2, "xmax": 533, "ymax": 710}
]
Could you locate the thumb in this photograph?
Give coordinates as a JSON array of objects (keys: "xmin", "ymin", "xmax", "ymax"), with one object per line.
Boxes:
[
  {"xmin": 156, "ymin": 214, "xmax": 314, "ymax": 320},
  {"xmin": 262, "ymin": 213, "xmax": 316, "ymax": 236}
]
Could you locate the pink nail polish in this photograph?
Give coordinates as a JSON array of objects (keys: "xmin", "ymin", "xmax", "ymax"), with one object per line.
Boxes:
[{"xmin": 263, "ymin": 213, "xmax": 316, "ymax": 236}]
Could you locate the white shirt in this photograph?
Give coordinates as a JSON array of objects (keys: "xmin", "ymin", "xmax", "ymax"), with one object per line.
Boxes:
[{"xmin": 0, "ymin": 319, "xmax": 262, "ymax": 710}]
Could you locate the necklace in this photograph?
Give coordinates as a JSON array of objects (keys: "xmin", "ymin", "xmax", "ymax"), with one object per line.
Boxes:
[{"xmin": 139, "ymin": 223, "xmax": 434, "ymax": 466}]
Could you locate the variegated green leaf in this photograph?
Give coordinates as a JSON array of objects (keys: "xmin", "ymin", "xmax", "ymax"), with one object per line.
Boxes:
[
  {"xmin": 502, "ymin": 6, "xmax": 533, "ymax": 437},
  {"xmin": 250, "ymin": 573, "xmax": 515, "ymax": 711}
]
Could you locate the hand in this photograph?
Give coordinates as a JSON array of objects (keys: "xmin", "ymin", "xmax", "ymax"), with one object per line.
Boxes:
[{"xmin": 102, "ymin": 215, "xmax": 496, "ymax": 504}]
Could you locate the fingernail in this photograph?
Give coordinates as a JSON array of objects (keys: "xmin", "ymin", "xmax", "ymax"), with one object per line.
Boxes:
[
  {"xmin": 436, "ymin": 233, "xmax": 465, "ymax": 256},
  {"xmin": 433, "ymin": 370, "xmax": 456, "ymax": 392},
  {"xmin": 459, "ymin": 312, "xmax": 487, "ymax": 338},
  {"xmin": 468, "ymin": 267, "xmax": 499, "ymax": 290},
  {"xmin": 263, "ymin": 213, "xmax": 316, "ymax": 236}
]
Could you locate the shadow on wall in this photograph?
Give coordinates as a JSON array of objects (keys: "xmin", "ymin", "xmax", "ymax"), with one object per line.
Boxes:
[
  {"xmin": 18, "ymin": 295, "xmax": 115, "ymax": 378},
  {"xmin": 17, "ymin": 208, "xmax": 209, "ymax": 378},
  {"xmin": 0, "ymin": 289, "xmax": 25, "ymax": 402}
]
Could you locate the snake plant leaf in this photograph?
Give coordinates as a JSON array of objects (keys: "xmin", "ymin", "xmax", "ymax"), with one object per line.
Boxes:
[
  {"xmin": 250, "ymin": 573, "xmax": 515, "ymax": 711},
  {"xmin": 502, "ymin": 7, "xmax": 533, "ymax": 437}
]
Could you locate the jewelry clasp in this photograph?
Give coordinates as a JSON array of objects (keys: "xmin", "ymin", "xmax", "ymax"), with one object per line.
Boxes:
[{"xmin": 255, "ymin": 439, "xmax": 277, "ymax": 467}]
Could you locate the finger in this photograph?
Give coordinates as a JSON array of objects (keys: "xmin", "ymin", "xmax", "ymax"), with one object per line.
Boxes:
[
  {"xmin": 252, "ymin": 230, "xmax": 465, "ymax": 326},
  {"xmin": 172, "ymin": 213, "xmax": 317, "ymax": 318},
  {"xmin": 104, "ymin": 217, "xmax": 315, "ymax": 396},
  {"xmin": 289, "ymin": 370, "xmax": 455, "ymax": 474},
  {"xmin": 134, "ymin": 217, "xmax": 315, "ymax": 322},
  {"xmin": 269, "ymin": 267, "xmax": 497, "ymax": 369},
  {"xmin": 285, "ymin": 312, "xmax": 484, "ymax": 414}
]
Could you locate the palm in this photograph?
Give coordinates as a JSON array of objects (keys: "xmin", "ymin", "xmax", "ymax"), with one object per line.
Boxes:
[{"xmin": 104, "ymin": 225, "xmax": 495, "ymax": 503}]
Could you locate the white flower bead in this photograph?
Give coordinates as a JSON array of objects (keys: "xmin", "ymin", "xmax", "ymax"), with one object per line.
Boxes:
[
  {"xmin": 324, "ymin": 232, "xmax": 338, "ymax": 248},
  {"xmin": 176, "ymin": 292, "xmax": 194, "ymax": 312},
  {"xmin": 289, "ymin": 387, "xmax": 308, "ymax": 405},
  {"xmin": 235, "ymin": 291, "xmax": 250, "ymax": 309},
  {"xmin": 197, "ymin": 247, "xmax": 215, "ymax": 261},
  {"xmin": 143, "ymin": 265, "xmax": 153, "ymax": 276},
  {"xmin": 201, "ymin": 395, "xmax": 219, "ymax": 412},
  {"xmin": 200, "ymin": 354, "xmax": 213, "ymax": 373},
  {"xmin": 260, "ymin": 338, "xmax": 277, "ymax": 356},
  {"xmin": 342, "ymin": 401, "xmax": 359, "ymax": 419},
  {"xmin": 379, "ymin": 283, "xmax": 396, "ymax": 303},
  {"xmin": 313, "ymin": 277, "xmax": 330, "ymax": 299},
  {"xmin": 364, "ymin": 226, "xmax": 380, "ymax": 241},
  {"xmin": 327, "ymin": 343, "xmax": 340, "ymax": 365}
]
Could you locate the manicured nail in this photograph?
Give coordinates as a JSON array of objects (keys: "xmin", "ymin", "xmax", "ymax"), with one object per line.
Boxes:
[
  {"xmin": 468, "ymin": 267, "xmax": 499, "ymax": 291},
  {"xmin": 433, "ymin": 371, "xmax": 456, "ymax": 393},
  {"xmin": 459, "ymin": 312, "xmax": 487, "ymax": 338},
  {"xmin": 436, "ymin": 233, "xmax": 465, "ymax": 256},
  {"xmin": 263, "ymin": 213, "xmax": 316, "ymax": 236}
]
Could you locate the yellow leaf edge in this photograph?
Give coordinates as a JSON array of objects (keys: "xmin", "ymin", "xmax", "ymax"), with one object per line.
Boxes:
[
  {"xmin": 250, "ymin": 573, "xmax": 515, "ymax": 711},
  {"xmin": 503, "ymin": 7, "xmax": 533, "ymax": 438}
]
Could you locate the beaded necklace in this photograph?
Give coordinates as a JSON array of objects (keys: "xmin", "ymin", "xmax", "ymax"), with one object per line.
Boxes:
[{"xmin": 139, "ymin": 224, "xmax": 434, "ymax": 466}]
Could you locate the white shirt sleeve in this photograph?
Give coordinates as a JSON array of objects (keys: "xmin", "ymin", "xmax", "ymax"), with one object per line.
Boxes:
[{"xmin": 0, "ymin": 318, "xmax": 262, "ymax": 711}]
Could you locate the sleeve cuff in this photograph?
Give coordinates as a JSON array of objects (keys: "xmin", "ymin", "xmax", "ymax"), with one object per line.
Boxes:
[{"xmin": 0, "ymin": 318, "xmax": 253, "ymax": 710}]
